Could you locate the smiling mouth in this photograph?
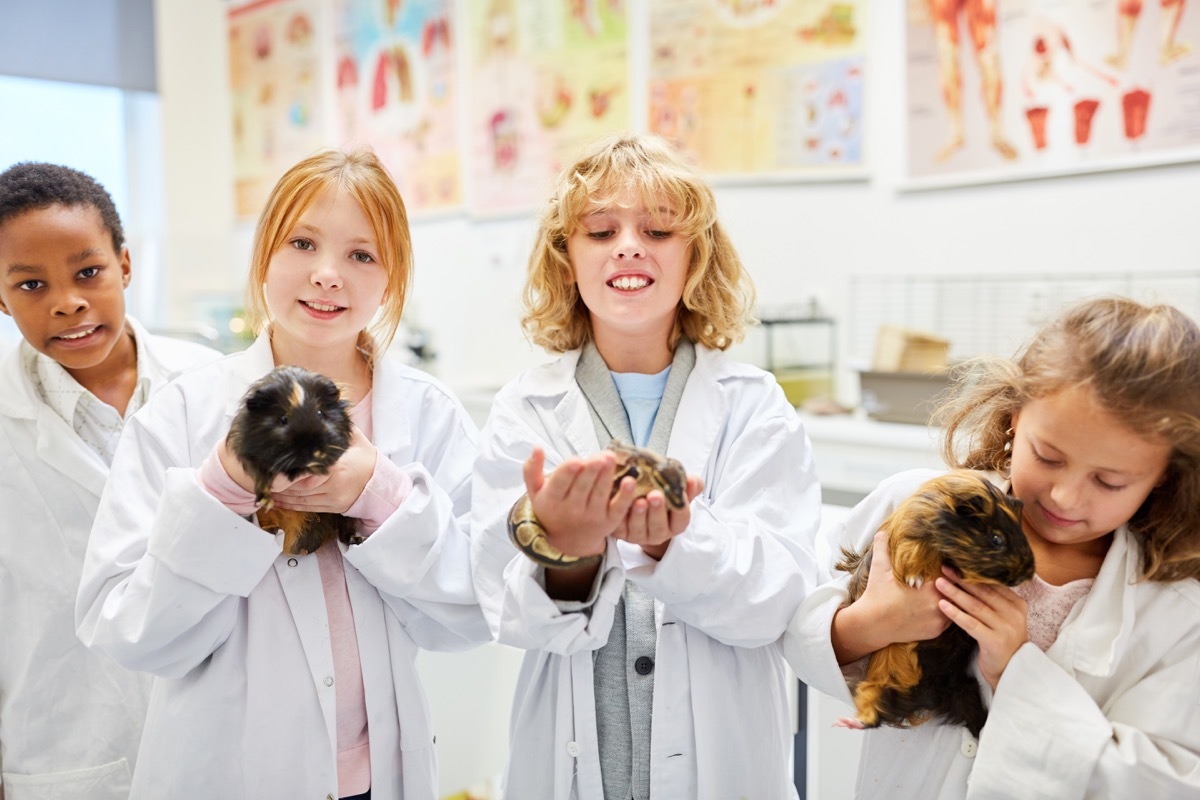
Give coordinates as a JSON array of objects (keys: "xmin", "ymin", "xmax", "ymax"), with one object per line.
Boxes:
[
  {"xmin": 608, "ymin": 276, "xmax": 651, "ymax": 291},
  {"xmin": 1039, "ymin": 504, "xmax": 1079, "ymax": 527},
  {"xmin": 302, "ymin": 300, "xmax": 345, "ymax": 312},
  {"xmin": 55, "ymin": 326, "xmax": 100, "ymax": 341}
]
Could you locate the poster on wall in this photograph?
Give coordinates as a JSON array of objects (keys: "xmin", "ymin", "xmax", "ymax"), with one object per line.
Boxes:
[
  {"xmin": 229, "ymin": 0, "xmax": 326, "ymax": 219},
  {"xmin": 333, "ymin": 0, "xmax": 462, "ymax": 214},
  {"xmin": 904, "ymin": 0, "xmax": 1200, "ymax": 188},
  {"xmin": 464, "ymin": 0, "xmax": 632, "ymax": 217},
  {"xmin": 648, "ymin": 0, "xmax": 868, "ymax": 180}
]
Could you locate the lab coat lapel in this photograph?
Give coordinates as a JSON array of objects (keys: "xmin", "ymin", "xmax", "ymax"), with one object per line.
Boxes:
[
  {"xmin": 34, "ymin": 405, "xmax": 108, "ymax": 497},
  {"xmin": 666, "ymin": 347, "xmax": 724, "ymax": 476},
  {"xmin": 369, "ymin": 352, "xmax": 411, "ymax": 456}
]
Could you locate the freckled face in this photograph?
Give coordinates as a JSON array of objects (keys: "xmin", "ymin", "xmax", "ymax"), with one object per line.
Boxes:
[
  {"xmin": 264, "ymin": 187, "xmax": 388, "ymax": 357},
  {"xmin": 0, "ymin": 205, "xmax": 132, "ymax": 375},
  {"xmin": 1009, "ymin": 385, "xmax": 1170, "ymax": 552},
  {"xmin": 566, "ymin": 200, "xmax": 692, "ymax": 350}
]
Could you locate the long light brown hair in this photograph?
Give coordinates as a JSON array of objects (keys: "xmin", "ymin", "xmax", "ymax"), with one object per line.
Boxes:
[
  {"xmin": 244, "ymin": 148, "xmax": 413, "ymax": 359},
  {"xmin": 935, "ymin": 297, "xmax": 1200, "ymax": 581},
  {"xmin": 521, "ymin": 133, "xmax": 756, "ymax": 353}
]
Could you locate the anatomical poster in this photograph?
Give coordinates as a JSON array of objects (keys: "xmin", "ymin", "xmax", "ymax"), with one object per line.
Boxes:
[
  {"xmin": 905, "ymin": 0, "xmax": 1200, "ymax": 187},
  {"xmin": 464, "ymin": 0, "xmax": 632, "ymax": 216},
  {"xmin": 333, "ymin": 0, "xmax": 463, "ymax": 214},
  {"xmin": 648, "ymin": 0, "xmax": 868, "ymax": 180},
  {"xmin": 229, "ymin": 0, "xmax": 326, "ymax": 218}
]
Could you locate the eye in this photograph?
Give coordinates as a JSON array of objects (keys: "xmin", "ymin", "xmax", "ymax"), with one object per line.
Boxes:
[
  {"xmin": 78, "ymin": 266, "xmax": 101, "ymax": 279},
  {"xmin": 586, "ymin": 230, "xmax": 614, "ymax": 240},
  {"xmin": 278, "ymin": 415, "xmax": 288, "ymax": 426},
  {"xmin": 350, "ymin": 250, "xmax": 375, "ymax": 264},
  {"xmin": 647, "ymin": 229, "xmax": 672, "ymax": 239},
  {"xmin": 1031, "ymin": 449, "xmax": 1060, "ymax": 466},
  {"xmin": 991, "ymin": 534, "xmax": 1005, "ymax": 548},
  {"xmin": 17, "ymin": 279, "xmax": 44, "ymax": 291},
  {"xmin": 316, "ymin": 409, "xmax": 324, "ymax": 419},
  {"xmin": 289, "ymin": 238, "xmax": 315, "ymax": 251}
]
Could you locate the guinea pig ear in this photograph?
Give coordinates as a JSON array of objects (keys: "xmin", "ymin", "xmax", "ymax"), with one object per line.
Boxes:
[
  {"xmin": 952, "ymin": 490, "xmax": 990, "ymax": 519},
  {"xmin": 244, "ymin": 389, "xmax": 275, "ymax": 413}
]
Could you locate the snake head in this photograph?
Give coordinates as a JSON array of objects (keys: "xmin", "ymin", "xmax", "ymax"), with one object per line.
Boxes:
[{"xmin": 607, "ymin": 440, "xmax": 689, "ymax": 510}]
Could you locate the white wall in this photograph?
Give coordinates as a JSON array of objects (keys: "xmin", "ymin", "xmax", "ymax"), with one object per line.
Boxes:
[{"xmin": 152, "ymin": 2, "xmax": 1199, "ymax": 794}]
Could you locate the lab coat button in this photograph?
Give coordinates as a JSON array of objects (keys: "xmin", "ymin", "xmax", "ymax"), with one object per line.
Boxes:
[
  {"xmin": 566, "ymin": 740, "xmax": 581, "ymax": 757},
  {"xmin": 326, "ymin": 794, "xmax": 335, "ymax": 800},
  {"xmin": 324, "ymin": 676, "xmax": 334, "ymax": 687},
  {"xmin": 634, "ymin": 656, "xmax": 654, "ymax": 675},
  {"xmin": 287, "ymin": 558, "xmax": 299, "ymax": 567},
  {"xmin": 961, "ymin": 738, "xmax": 977, "ymax": 757}
]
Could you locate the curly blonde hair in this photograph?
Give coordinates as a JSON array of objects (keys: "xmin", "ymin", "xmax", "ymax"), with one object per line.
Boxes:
[
  {"xmin": 244, "ymin": 148, "xmax": 413, "ymax": 359},
  {"xmin": 935, "ymin": 297, "xmax": 1200, "ymax": 581},
  {"xmin": 521, "ymin": 133, "xmax": 755, "ymax": 353}
]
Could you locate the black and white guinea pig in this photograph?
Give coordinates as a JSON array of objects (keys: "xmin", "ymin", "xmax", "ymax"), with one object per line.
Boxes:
[{"xmin": 226, "ymin": 365, "xmax": 357, "ymax": 554}]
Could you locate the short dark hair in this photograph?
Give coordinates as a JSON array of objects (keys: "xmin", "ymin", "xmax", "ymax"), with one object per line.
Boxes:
[{"xmin": 0, "ymin": 162, "xmax": 125, "ymax": 253}]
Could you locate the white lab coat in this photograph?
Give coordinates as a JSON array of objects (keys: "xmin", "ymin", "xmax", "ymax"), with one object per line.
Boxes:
[
  {"xmin": 75, "ymin": 334, "xmax": 491, "ymax": 800},
  {"xmin": 785, "ymin": 468, "xmax": 1200, "ymax": 800},
  {"xmin": 0, "ymin": 320, "xmax": 218, "ymax": 800},
  {"xmin": 471, "ymin": 344, "xmax": 821, "ymax": 800}
]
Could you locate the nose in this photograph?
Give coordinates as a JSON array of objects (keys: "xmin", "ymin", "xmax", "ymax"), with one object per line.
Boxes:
[
  {"xmin": 612, "ymin": 227, "xmax": 645, "ymax": 260},
  {"xmin": 50, "ymin": 287, "xmax": 88, "ymax": 317},
  {"xmin": 1048, "ymin": 474, "xmax": 1083, "ymax": 512},
  {"xmin": 310, "ymin": 256, "xmax": 343, "ymax": 290}
]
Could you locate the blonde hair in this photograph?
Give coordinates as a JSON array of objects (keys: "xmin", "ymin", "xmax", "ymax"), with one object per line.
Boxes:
[
  {"xmin": 935, "ymin": 297, "xmax": 1200, "ymax": 581},
  {"xmin": 244, "ymin": 148, "xmax": 413, "ymax": 358},
  {"xmin": 522, "ymin": 133, "xmax": 755, "ymax": 353}
]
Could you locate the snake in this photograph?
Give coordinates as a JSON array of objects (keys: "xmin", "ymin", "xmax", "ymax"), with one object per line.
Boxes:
[{"xmin": 507, "ymin": 441, "xmax": 689, "ymax": 570}]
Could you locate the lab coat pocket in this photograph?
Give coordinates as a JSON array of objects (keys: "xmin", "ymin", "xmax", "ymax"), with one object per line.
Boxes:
[{"xmin": 2, "ymin": 758, "xmax": 131, "ymax": 800}]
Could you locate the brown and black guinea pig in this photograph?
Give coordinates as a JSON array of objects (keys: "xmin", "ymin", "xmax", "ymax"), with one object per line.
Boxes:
[
  {"xmin": 226, "ymin": 365, "xmax": 359, "ymax": 556},
  {"xmin": 836, "ymin": 470, "xmax": 1035, "ymax": 738}
]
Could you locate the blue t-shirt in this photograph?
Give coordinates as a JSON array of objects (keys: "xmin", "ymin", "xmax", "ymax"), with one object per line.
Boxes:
[{"xmin": 611, "ymin": 365, "xmax": 671, "ymax": 447}]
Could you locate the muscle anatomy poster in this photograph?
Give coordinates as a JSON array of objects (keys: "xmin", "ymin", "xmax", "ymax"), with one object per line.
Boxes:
[
  {"xmin": 648, "ymin": 0, "xmax": 868, "ymax": 180},
  {"xmin": 905, "ymin": 0, "xmax": 1200, "ymax": 187},
  {"xmin": 464, "ymin": 0, "xmax": 632, "ymax": 216}
]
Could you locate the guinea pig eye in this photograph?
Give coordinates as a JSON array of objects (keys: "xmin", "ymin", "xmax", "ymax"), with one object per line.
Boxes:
[
  {"xmin": 278, "ymin": 414, "xmax": 288, "ymax": 426},
  {"xmin": 991, "ymin": 534, "xmax": 1004, "ymax": 548},
  {"xmin": 316, "ymin": 409, "xmax": 324, "ymax": 419}
]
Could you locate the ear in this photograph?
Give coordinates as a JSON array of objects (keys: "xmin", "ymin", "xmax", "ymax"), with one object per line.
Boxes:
[{"xmin": 120, "ymin": 247, "xmax": 132, "ymax": 288}]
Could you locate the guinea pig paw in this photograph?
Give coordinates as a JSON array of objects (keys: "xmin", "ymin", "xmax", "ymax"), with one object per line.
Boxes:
[
  {"xmin": 905, "ymin": 575, "xmax": 924, "ymax": 589},
  {"xmin": 833, "ymin": 716, "xmax": 866, "ymax": 730}
]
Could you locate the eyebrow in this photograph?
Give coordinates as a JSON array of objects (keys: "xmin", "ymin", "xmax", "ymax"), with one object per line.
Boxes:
[
  {"xmin": 5, "ymin": 248, "xmax": 107, "ymax": 277},
  {"xmin": 292, "ymin": 222, "xmax": 375, "ymax": 246}
]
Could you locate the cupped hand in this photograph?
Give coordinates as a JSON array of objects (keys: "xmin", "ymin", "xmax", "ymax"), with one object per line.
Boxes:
[
  {"xmin": 268, "ymin": 426, "xmax": 378, "ymax": 514},
  {"xmin": 613, "ymin": 474, "xmax": 703, "ymax": 560},
  {"xmin": 523, "ymin": 447, "xmax": 636, "ymax": 559},
  {"xmin": 936, "ymin": 568, "xmax": 1029, "ymax": 690},
  {"xmin": 831, "ymin": 530, "xmax": 952, "ymax": 664}
]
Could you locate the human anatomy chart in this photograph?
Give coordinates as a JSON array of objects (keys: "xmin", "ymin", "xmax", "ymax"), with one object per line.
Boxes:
[
  {"xmin": 229, "ymin": 0, "xmax": 326, "ymax": 218},
  {"xmin": 465, "ymin": 0, "xmax": 631, "ymax": 216},
  {"xmin": 905, "ymin": 0, "xmax": 1200, "ymax": 186},
  {"xmin": 333, "ymin": 0, "xmax": 462, "ymax": 213},
  {"xmin": 648, "ymin": 0, "xmax": 868, "ymax": 179}
]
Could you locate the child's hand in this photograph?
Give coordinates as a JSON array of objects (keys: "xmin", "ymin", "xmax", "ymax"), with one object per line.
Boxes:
[
  {"xmin": 936, "ymin": 568, "xmax": 1029, "ymax": 690},
  {"xmin": 831, "ymin": 531, "xmax": 952, "ymax": 664},
  {"xmin": 523, "ymin": 447, "xmax": 637, "ymax": 559},
  {"xmin": 613, "ymin": 474, "xmax": 703, "ymax": 560},
  {"xmin": 270, "ymin": 426, "xmax": 378, "ymax": 514}
]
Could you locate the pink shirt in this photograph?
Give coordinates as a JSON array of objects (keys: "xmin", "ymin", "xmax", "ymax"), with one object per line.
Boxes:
[{"xmin": 198, "ymin": 391, "xmax": 411, "ymax": 796}]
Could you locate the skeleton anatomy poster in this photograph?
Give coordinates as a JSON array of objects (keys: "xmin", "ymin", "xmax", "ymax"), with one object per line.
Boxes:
[{"xmin": 905, "ymin": 0, "xmax": 1200, "ymax": 187}]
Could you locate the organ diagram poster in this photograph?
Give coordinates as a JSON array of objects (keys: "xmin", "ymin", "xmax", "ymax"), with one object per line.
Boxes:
[
  {"xmin": 648, "ymin": 0, "xmax": 868, "ymax": 180},
  {"xmin": 229, "ymin": 0, "xmax": 326, "ymax": 218},
  {"xmin": 332, "ymin": 0, "xmax": 463, "ymax": 213},
  {"xmin": 464, "ymin": 0, "xmax": 632, "ymax": 216},
  {"xmin": 905, "ymin": 0, "xmax": 1200, "ymax": 187}
]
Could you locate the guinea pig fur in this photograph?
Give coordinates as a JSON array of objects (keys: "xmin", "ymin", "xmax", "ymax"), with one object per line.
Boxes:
[
  {"xmin": 837, "ymin": 470, "xmax": 1035, "ymax": 738},
  {"xmin": 226, "ymin": 365, "xmax": 359, "ymax": 555}
]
